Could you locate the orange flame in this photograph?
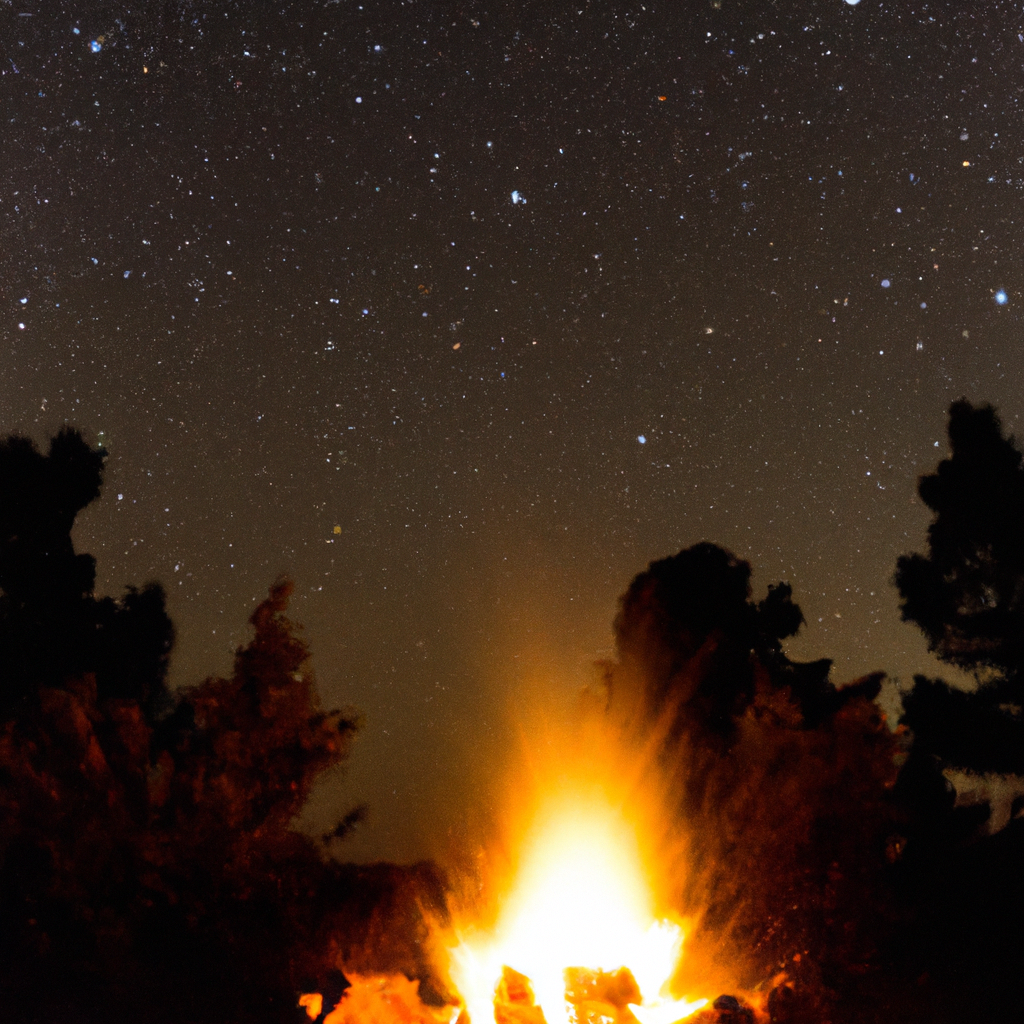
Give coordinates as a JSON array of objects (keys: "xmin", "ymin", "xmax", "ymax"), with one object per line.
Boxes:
[{"xmin": 450, "ymin": 792, "xmax": 707, "ymax": 1024}]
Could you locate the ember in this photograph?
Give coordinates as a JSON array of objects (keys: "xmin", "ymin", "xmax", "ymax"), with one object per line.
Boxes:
[{"xmin": 302, "ymin": 973, "xmax": 457, "ymax": 1024}]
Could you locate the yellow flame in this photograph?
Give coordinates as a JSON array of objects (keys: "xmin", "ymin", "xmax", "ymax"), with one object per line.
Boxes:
[{"xmin": 451, "ymin": 793, "xmax": 706, "ymax": 1024}]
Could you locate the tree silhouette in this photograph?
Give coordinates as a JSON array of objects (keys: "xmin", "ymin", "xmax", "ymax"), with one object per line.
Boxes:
[
  {"xmin": 897, "ymin": 402, "xmax": 1024, "ymax": 681},
  {"xmin": 895, "ymin": 400, "xmax": 1024, "ymax": 779},
  {"xmin": 0, "ymin": 579, "xmax": 366, "ymax": 1022},
  {"xmin": 0, "ymin": 429, "xmax": 446, "ymax": 1023},
  {"xmin": 605, "ymin": 543, "xmax": 897, "ymax": 1007},
  {"xmin": 613, "ymin": 542, "xmax": 881, "ymax": 738},
  {"xmin": 888, "ymin": 400, "xmax": 1024, "ymax": 1024},
  {"xmin": 0, "ymin": 427, "xmax": 173, "ymax": 718}
]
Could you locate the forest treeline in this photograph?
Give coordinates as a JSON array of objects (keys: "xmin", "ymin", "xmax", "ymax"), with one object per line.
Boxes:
[
  {"xmin": 600, "ymin": 399, "xmax": 1024, "ymax": 1024},
  {"xmin": 1, "ymin": 402, "xmax": 1022, "ymax": 1024},
  {"xmin": 0, "ymin": 429, "xmax": 446, "ymax": 1023}
]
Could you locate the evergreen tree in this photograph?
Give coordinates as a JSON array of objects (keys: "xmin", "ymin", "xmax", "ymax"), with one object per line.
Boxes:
[
  {"xmin": 895, "ymin": 400, "xmax": 1024, "ymax": 779},
  {"xmin": 0, "ymin": 428, "xmax": 173, "ymax": 718},
  {"xmin": 887, "ymin": 400, "xmax": 1024, "ymax": 1024}
]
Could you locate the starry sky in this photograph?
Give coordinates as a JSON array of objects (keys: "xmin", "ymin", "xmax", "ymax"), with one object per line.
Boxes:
[{"xmin": 2, "ymin": 1, "xmax": 1022, "ymax": 863}]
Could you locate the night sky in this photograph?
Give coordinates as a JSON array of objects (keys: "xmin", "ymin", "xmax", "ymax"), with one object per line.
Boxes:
[{"xmin": 2, "ymin": 1, "xmax": 1021, "ymax": 863}]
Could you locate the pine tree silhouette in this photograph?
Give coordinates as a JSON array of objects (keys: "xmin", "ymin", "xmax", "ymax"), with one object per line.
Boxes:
[
  {"xmin": 0, "ymin": 428, "xmax": 173, "ymax": 718},
  {"xmin": 888, "ymin": 400, "xmax": 1024, "ymax": 1024},
  {"xmin": 895, "ymin": 400, "xmax": 1024, "ymax": 784}
]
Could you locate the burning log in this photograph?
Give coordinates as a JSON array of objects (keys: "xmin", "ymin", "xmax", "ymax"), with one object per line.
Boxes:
[
  {"xmin": 563, "ymin": 966, "xmax": 642, "ymax": 1024},
  {"xmin": 693, "ymin": 995, "xmax": 755, "ymax": 1024},
  {"xmin": 300, "ymin": 973, "xmax": 457, "ymax": 1024},
  {"xmin": 494, "ymin": 965, "xmax": 547, "ymax": 1024},
  {"xmin": 688, "ymin": 985, "xmax": 818, "ymax": 1024}
]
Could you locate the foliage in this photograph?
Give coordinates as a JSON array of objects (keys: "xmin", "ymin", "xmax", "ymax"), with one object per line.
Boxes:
[
  {"xmin": 604, "ymin": 544, "xmax": 900, "ymax": 1001},
  {"xmin": 896, "ymin": 401, "xmax": 1024, "ymax": 684},
  {"xmin": 612, "ymin": 542, "xmax": 879, "ymax": 735},
  {"xmin": 0, "ymin": 429, "xmax": 444, "ymax": 1023},
  {"xmin": 894, "ymin": 400, "xmax": 1024, "ymax": 779},
  {"xmin": 0, "ymin": 427, "xmax": 173, "ymax": 716},
  {"xmin": 886, "ymin": 400, "xmax": 1024, "ymax": 1024}
]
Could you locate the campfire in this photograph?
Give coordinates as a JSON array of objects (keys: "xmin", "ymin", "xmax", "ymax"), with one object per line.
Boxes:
[
  {"xmin": 448, "ymin": 791, "xmax": 708, "ymax": 1024},
  {"xmin": 301, "ymin": 709, "xmax": 725, "ymax": 1024},
  {"xmin": 294, "ymin": 542, "xmax": 907, "ymax": 1024},
  {"xmin": 301, "ymin": 785, "xmax": 711, "ymax": 1024}
]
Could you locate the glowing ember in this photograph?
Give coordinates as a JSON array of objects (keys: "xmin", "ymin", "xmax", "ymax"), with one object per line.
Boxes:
[
  {"xmin": 299, "ymin": 992, "xmax": 323, "ymax": 1020},
  {"xmin": 301, "ymin": 975, "xmax": 458, "ymax": 1024},
  {"xmin": 450, "ymin": 794, "xmax": 707, "ymax": 1024}
]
